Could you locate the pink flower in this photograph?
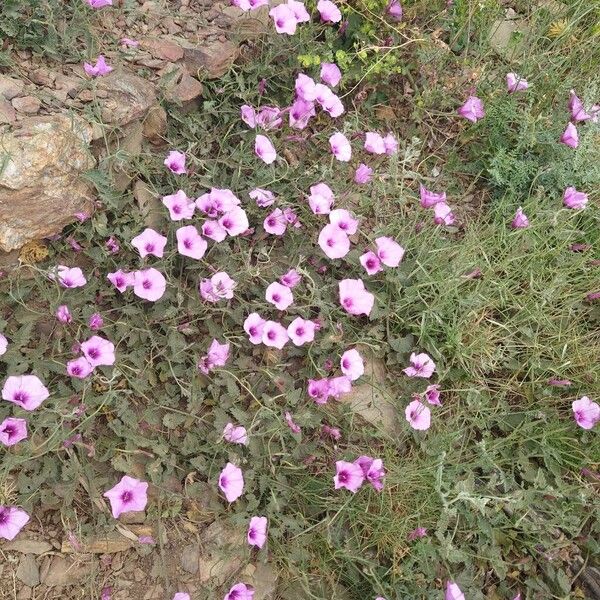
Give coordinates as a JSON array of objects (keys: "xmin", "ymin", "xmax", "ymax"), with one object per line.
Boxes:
[
  {"xmin": 84, "ymin": 55, "xmax": 112, "ymax": 77},
  {"xmin": 2, "ymin": 375, "xmax": 49, "ymax": 411},
  {"xmin": 105, "ymin": 236, "xmax": 120, "ymax": 254},
  {"xmin": 0, "ymin": 506, "xmax": 30, "ymax": 540},
  {"xmin": 329, "ymin": 132, "xmax": 352, "ymax": 161},
  {"xmin": 270, "ymin": 3, "xmax": 298, "ymax": 35},
  {"xmin": 223, "ymin": 423, "xmax": 248, "ymax": 445},
  {"xmin": 177, "ymin": 225, "xmax": 207, "ymax": 259},
  {"xmin": 0, "ymin": 417, "xmax": 28, "ymax": 447},
  {"xmin": 281, "ymin": 269, "xmax": 302, "ymax": 288},
  {"xmin": 289, "ymin": 98, "xmax": 316, "ymax": 129},
  {"xmin": 86, "ymin": 0, "xmax": 113, "ymax": 7},
  {"xmin": 403, "ymin": 352, "xmax": 435, "ymax": 378},
  {"xmin": 320, "ymin": 91, "xmax": 344, "ymax": 117},
  {"xmin": 308, "ymin": 378, "xmax": 331, "ymax": 404},
  {"xmin": 255, "ymin": 134, "xmax": 277, "ymax": 164},
  {"xmin": 56, "ymin": 304, "xmax": 73, "ymax": 323},
  {"xmin": 308, "ymin": 182, "xmax": 335, "ymax": 215},
  {"xmin": 224, "ymin": 583, "xmax": 255, "ymax": 600},
  {"xmin": 107, "ymin": 270, "xmax": 134, "ymax": 293},
  {"xmin": 241, "ymin": 104, "xmax": 257, "ymax": 128},
  {"xmin": 329, "ymin": 209, "xmax": 359, "ymax": 235},
  {"xmin": 219, "ymin": 462, "xmax": 244, "ymax": 502},
  {"xmin": 284, "ymin": 411, "xmax": 301, "ymax": 433},
  {"xmin": 133, "ymin": 268, "xmax": 167, "ymax": 302},
  {"xmin": 199, "ymin": 272, "xmax": 236, "ymax": 302},
  {"xmin": 196, "ymin": 188, "xmax": 240, "ymax": 216},
  {"xmin": 256, "ymin": 106, "xmax": 282, "ymax": 130},
  {"xmin": 81, "ymin": 335, "xmax": 115, "ymax": 367},
  {"xmin": 219, "ymin": 207, "xmax": 250, "ymax": 237},
  {"xmin": 234, "ymin": 0, "xmax": 269, "ymax": 12},
  {"xmin": 288, "ymin": 0, "xmax": 311, "ymax": 22},
  {"xmin": 266, "ymin": 282, "xmax": 294, "ymax": 310},
  {"xmin": 560, "ymin": 122, "xmax": 579, "ymax": 148},
  {"xmin": 321, "ymin": 63, "xmax": 342, "ymax": 87},
  {"xmin": 322, "ymin": 424, "xmax": 341, "ymax": 440},
  {"xmin": 54, "ymin": 265, "xmax": 87, "ymax": 288},
  {"xmin": 202, "ymin": 220, "xmax": 228, "ymax": 242},
  {"xmin": 341, "ymin": 349, "xmax": 364, "ymax": 381},
  {"xmin": 445, "ymin": 581, "xmax": 465, "ymax": 600},
  {"xmin": 563, "ymin": 186, "xmax": 588, "ymax": 209},
  {"xmin": 295, "ymin": 73, "xmax": 317, "ymax": 99},
  {"xmin": 283, "ymin": 207, "xmax": 301, "ymax": 228},
  {"xmin": 506, "ymin": 72, "xmax": 528, "ymax": 93},
  {"xmin": 355, "ymin": 456, "xmax": 385, "ymax": 491},
  {"xmin": 198, "ymin": 339, "xmax": 230, "ymax": 375},
  {"xmin": 317, "ymin": 0, "xmax": 342, "ymax": 23},
  {"xmin": 548, "ymin": 378, "xmax": 572, "ymax": 387},
  {"xmin": 572, "ymin": 396, "xmax": 599, "ymax": 430},
  {"xmin": 67, "ymin": 356, "xmax": 94, "ymax": 379},
  {"xmin": 375, "ymin": 236, "xmax": 404, "ymax": 267},
  {"xmin": 248, "ymin": 516, "xmax": 268, "ymax": 548},
  {"xmin": 103, "ymin": 476, "xmax": 149, "ymax": 519},
  {"xmin": 339, "ymin": 279, "xmax": 375, "ymax": 316},
  {"xmin": 164, "ymin": 150, "xmax": 187, "ymax": 174},
  {"xmin": 407, "ymin": 527, "xmax": 428, "ymax": 541},
  {"xmin": 568, "ymin": 90, "xmax": 599, "ymax": 122},
  {"xmin": 405, "ymin": 399, "xmax": 431, "ymax": 430},
  {"xmin": 319, "ymin": 224, "xmax": 350, "ymax": 259},
  {"xmin": 250, "ymin": 188, "xmax": 276, "ymax": 207},
  {"xmin": 244, "ymin": 313, "xmax": 266, "ymax": 345},
  {"xmin": 262, "ymin": 321, "xmax": 289, "ymax": 349},
  {"xmin": 424, "ymin": 384, "xmax": 441, "ymax": 406},
  {"xmin": 433, "ymin": 202, "xmax": 455, "ymax": 225},
  {"xmin": 264, "ymin": 208, "xmax": 287, "ymax": 236},
  {"xmin": 162, "ymin": 190, "xmax": 195, "ymax": 221},
  {"xmin": 287, "ymin": 317, "xmax": 316, "ymax": 346},
  {"xmin": 355, "ymin": 163, "xmax": 373, "ymax": 184},
  {"xmin": 419, "ymin": 184, "xmax": 446, "ymax": 208},
  {"xmin": 458, "ymin": 96, "xmax": 485, "ymax": 122},
  {"xmin": 172, "ymin": 594, "xmax": 190, "ymax": 600},
  {"xmin": 334, "ymin": 460, "xmax": 365, "ymax": 492},
  {"xmin": 131, "ymin": 228, "xmax": 168, "ymax": 258},
  {"xmin": 360, "ymin": 251, "xmax": 382, "ymax": 275},
  {"xmin": 511, "ymin": 207, "xmax": 529, "ymax": 229},
  {"xmin": 120, "ymin": 37, "xmax": 139, "ymax": 48},
  {"xmin": 0, "ymin": 335, "xmax": 6, "ymax": 359},
  {"xmin": 386, "ymin": 0, "xmax": 402, "ymax": 21},
  {"xmin": 364, "ymin": 132, "xmax": 386, "ymax": 154}
]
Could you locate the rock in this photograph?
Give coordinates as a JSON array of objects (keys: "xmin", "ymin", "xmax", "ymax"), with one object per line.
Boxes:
[
  {"xmin": 180, "ymin": 543, "xmax": 200, "ymax": 574},
  {"xmin": 221, "ymin": 4, "xmax": 270, "ymax": 40},
  {"xmin": 0, "ymin": 99, "xmax": 17, "ymax": 123},
  {"xmin": 16, "ymin": 585, "xmax": 32, "ymax": 600},
  {"xmin": 241, "ymin": 563, "xmax": 278, "ymax": 600},
  {"xmin": 140, "ymin": 38, "xmax": 184, "ymax": 61},
  {"xmin": 55, "ymin": 74, "xmax": 81, "ymax": 97},
  {"xmin": 29, "ymin": 69, "xmax": 56, "ymax": 87},
  {"xmin": 142, "ymin": 105, "xmax": 167, "ymax": 145},
  {"xmin": 176, "ymin": 37, "xmax": 239, "ymax": 78},
  {"xmin": 11, "ymin": 96, "xmax": 41, "ymax": 114},
  {"xmin": 489, "ymin": 18, "xmax": 529, "ymax": 60},
  {"xmin": 143, "ymin": 584, "xmax": 164, "ymax": 600},
  {"xmin": 2, "ymin": 539, "xmax": 52, "ymax": 554},
  {"xmin": 94, "ymin": 71, "xmax": 157, "ymax": 126},
  {"xmin": 16, "ymin": 555, "xmax": 40, "ymax": 587},
  {"xmin": 40, "ymin": 555, "xmax": 94, "ymax": 586},
  {"xmin": 61, "ymin": 532, "xmax": 135, "ymax": 554},
  {"xmin": 338, "ymin": 355, "xmax": 397, "ymax": 434},
  {"xmin": 0, "ymin": 75, "xmax": 25, "ymax": 100},
  {"xmin": 133, "ymin": 179, "xmax": 162, "ymax": 228},
  {"xmin": 166, "ymin": 72, "xmax": 203, "ymax": 105},
  {"xmin": 0, "ymin": 115, "xmax": 95, "ymax": 252}
]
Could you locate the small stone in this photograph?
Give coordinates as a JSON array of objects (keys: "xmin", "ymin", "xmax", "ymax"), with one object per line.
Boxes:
[
  {"xmin": 133, "ymin": 567, "xmax": 145, "ymax": 582},
  {"xmin": 180, "ymin": 544, "xmax": 200, "ymax": 574},
  {"xmin": 142, "ymin": 105, "xmax": 167, "ymax": 145},
  {"xmin": 490, "ymin": 18, "xmax": 529, "ymax": 60},
  {"xmin": 40, "ymin": 556, "xmax": 94, "ymax": 586},
  {"xmin": 16, "ymin": 586, "xmax": 32, "ymax": 600},
  {"xmin": 16, "ymin": 555, "xmax": 40, "ymax": 587},
  {"xmin": 0, "ymin": 99, "xmax": 17, "ymax": 123},
  {"xmin": 78, "ymin": 89, "xmax": 95, "ymax": 102},
  {"xmin": 11, "ymin": 96, "xmax": 41, "ymax": 114},
  {"xmin": 30, "ymin": 69, "xmax": 56, "ymax": 87},
  {"xmin": 140, "ymin": 38, "xmax": 184, "ymax": 61},
  {"xmin": 0, "ymin": 75, "xmax": 25, "ymax": 100},
  {"xmin": 166, "ymin": 73, "xmax": 203, "ymax": 105},
  {"xmin": 2, "ymin": 539, "xmax": 52, "ymax": 554},
  {"xmin": 55, "ymin": 74, "xmax": 81, "ymax": 98},
  {"xmin": 177, "ymin": 38, "xmax": 239, "ymax": 79}
]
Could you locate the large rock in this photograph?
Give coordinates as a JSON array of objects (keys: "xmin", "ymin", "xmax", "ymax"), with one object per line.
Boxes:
[
  {"xmin": 174, "ymin": 37, "xmax": 240, "ymax": 79},
  {"xmin": 0, "ymin": 115, "xmax": 95, "ymax": 252}
]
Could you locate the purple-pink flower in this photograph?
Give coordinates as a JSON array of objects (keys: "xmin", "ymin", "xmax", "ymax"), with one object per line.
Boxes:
[
  {"xmin": 223, "ymin": 423, "xmax": 248, "ymax": 445},
  {"xmin": 289, "ymin": 98, "xmax": 316, "ymax": 129},
  {"xmin": 133, "ymin": 268, "xmax": 167, "ymax": 302},
  {"xmin": 162, "ymin": 190, "xmax": 195, "ymax": 221},
  {"xmin": 563, "ymin": 186, "xmax": 588, "ymax": 209},
  {"xmin": 219, "ymin": 462, "xmax": 244, "ymax": 502},
  {"xmin": 0, "ymin": 334, "xmax": 6, "ymax": 356},
  {"xmin": 360, "ymin": 251, "xmax": 382, "ymax": 275},
  {"xmin": 84, "ymin": 55, "xmax": 112, "ymax": 77},
  {"xmin": 219, "ymin": 206, "xmax": 250, "ymax": 237},
  {"xmin": 86, "ymin": 0, "xmax": 113, "ymax": 6},
  {"xmin": 355, "ymin": 163, "xmax": 373, "ymax": 184},
  {"xmin": 404, "ymin": 352, "xmax": 435, "ymax": 378},
  {"xmin": 224, "ymin": 583, "xmax": 254, "ymax": 600},
  {"xmin": 407, "ymin": 527, "xmax": 428, "ymax": 541},
  {"xmin": 572, "ymin": 396, "xmax": 599, "ymax": 430},
  {"xmin": 131, "ymin": 228, "xmax": 168, "ymax": 258},
  {"xmin": 262, "ymin": 320, "xmax": 289, "ymax": 349},
  {"xmin": 247, "ymin": 516, "xmax": 268, "ymax": 548},
  {"xmin": 287, "ymin": 317, "xmax": 316, "ymax": 346},
  {"xmin": 0, "ymin": 417, "xmax": 28, "ymax": 447},
  {"xmin": 284, "ymin": 411, "xmax": 301, "ymax": 433},
  {"xmin": 317, "ymin": 0, "xmax": 342, "ymax": 23},
  {"xmin": 56, "ymin": 304, "xmax": 73, "ymax": 323},
  {"xmin": 281, "ymin": 269, "xmax": 302, "ymax": 288},
  {"xmin": 67, "ymin": 356, "xmax": 94, "ymax": 379},
  {"xmin": 405, "ymin": 399, "xmax": 431, "ymax": 431},
  {"xmin": 511, "ymin": 207, "xmax": 529, "ymax": 229},
  {"xmin": 172, "ymin": 594, "xmax": 190, "ymax": 600},
  {"xmin": 107, "ymin": 270, "xmax": 134, "ymax": 293},
  {"xmin": 81, "ymin": 335, "xmax": 115, "ymax": 367},
  {"xmin": 445, "ymin": 581, "xmax": 465, "ymax": 600},
  {"xmin": 419, "ymin": 184, "xmax": 446, "ymax": 208},
  {"xmin": 424, "ymin": 384, "xmax": 441, "ymax": 406},
  {"xmin": 270, "ymin": 3, "xmax": 298, "ymax": 35},
  {"xmin": 364, "ymin": 132, "xmax": 386, "ymax": 154},
  {"xmin": 321, "ymin": 63, "xmax": 342, "ymax": 87},
  {"xmin": 341, "ymin": 349, "xmax": 364, "ymax": 381},
  {"xmin": 458, "ymin": 96, "xmax": 485, "ymax": 122},
  {"xmin": 329, "ymin": 132, "xmax": 352, "ymax": 161},
  {"xmin": 375, "ymin": 236, "xmax": 404, "ymax": 267},
  {"xmin": 244, "ymin": 313, "xmax": 266, "ymax": 345},
  {"xmin": 355, "ymin": 456, "xmax": 385, "ymax": 491},
  {"xmin": 54, "ymin": 265, "xmax": 87, "ymax": 288},
  {"xmin": 164, "ymin": 150, "xmax": 187, "ymax": 175},
  {"xmin": 506, "ymin": 72, "xmax": 528, "ymax": 93},
  {"xmin": 308, "ymin": 182, "xmax": 335, "ymax": 215},
  {"xmin": 386, "ymin": 0, "xmax": 402, "ymax": 21},
  {"xmin": 433, "ymin": 202, "xmax": 455, "ymax": 225},
  {"xmin": 199, "ymin": 272, "xmax": 236, "ymax": 302},
  {"xmin": 266, "ymin": 282, "xmax": 294, "ymax": 310},
  {"xmin": 198, "ymin": 339, "xmax": 230, "ymax": 375},
  {"xmin": 319, "ymin": 224, "xmax": 350, "ymax": 259},
  {"xmin": 334, "ymin": 460, "xmax": 365, "ymax": 492},
  {"xmin": 103, "ymin": 476, "xmax": 149, "ymax": 519},
  {"xmin": 88, "ymin": 313, "xmax": 104, "ymax": 330},
  {"xmin": 255, "ymin": 134, "xmax": 277, "ymax": 164},
  {"xmin": 2, "ymin": 375, "xmax": 49, "ymax": 411},
  {"xmin": 264, "ymin": 208, "xmax": 287, "ymax": 236},
  {"xmin": 177, "ymin": 225, "xmax": 207, "ymax": 259},
  {"xmin": 339, "ymin": 279, "xmax": 375, "ymax": 316},
  {"xmin": 560, "ymin": 122, "xmax": 579, "ymax": 148},
  {"xmin": 568, "ymin": 90, "xmax": 599, "ymax": 122},
  {"xmin": 202, "ymin": 220, "xmax": 227, "ymax": 242},
  {"xmin": 330, "ymin": 209, "xmax": 359, "ymax": 235},
  {"xmin": 0, "ymin": 506, "xmax": 30, "ymax": 540},
  {"xmin": 250, "ymin": 188, "xmax": 276, "ymax": 207}
]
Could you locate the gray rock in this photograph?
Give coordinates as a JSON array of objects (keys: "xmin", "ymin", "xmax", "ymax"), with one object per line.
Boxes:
[
  {"xmin": 2, "ymin": 539, "xmax": 52, "ymax": 554},
  {"xmin": 0, "ymin": 75, "xmax": 25, "ymax": 100},
  {"xmin": 0, "ymin": 99, "xmax": 17, "ymax": 124},
  {"xmin": 40, "ymin": 555, "xmax": 94, "ymax": 586},
  {"xmin": 16, "ymin": 555, "xmax": 40, "ymax": 587},
  {"xmin": 489, "ymin": 18, "xmax": 529, "ymax": 60}
]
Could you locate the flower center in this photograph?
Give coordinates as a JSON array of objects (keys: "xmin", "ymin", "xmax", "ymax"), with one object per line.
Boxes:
[
  {"xmin": 0, "ymin": 509, "xmax": 8, "ymax": 524},
  {"xmin": 121, "ymin": 490, "xmax": 133, "ymax": 503},
  {"xmin": 296, "ymin": 327, "xmax": 304, "ymax": 336},
  {"xmin": 88, "ymin": 348, "xmax": 100, "ymax": 359},
  {"xmin": 222, "ymin": 219, "xmax": 232, "ymax": 229},
  {"xmin": 173, "ymin": 204, "xmax": 181, "ymax": 214},
  {"xmin": 3, "ymin": 425, "xmax": 15, "ymax": 437},
  {"xmin": 145, "ymin": 243, "xmax": 154, "ymax": 252},
  {"xmin": 343, "ymin": 297, "xmax": 353, "ymax": 308},
  {"xmin": 342, "ymin": 359, "xmax": 349, "ymax": 369},
  {"xmin": 143, "ymin": 280, "xmax": 152, "ymax": 290},
  {"xmin": 338, "ymin": 472, "xmax": 348, "ymax": 483},
  {"xmin": 183, "ymin": 239, "xmax": 192, "ymax": 249},
  {"xmin": 272, "ymin": 294, "xmax": 281, "ymax": 302},
  {"xmin": 267, "ymin": 330, "xmax": 276, "ymax": 340},
  {"xmin": 249, "ymin": 326, "xmax": 257, "ymax": 336},
  {"xmin": 13, "ymin": 391, "xmax": 28, "ymax": 404}
]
